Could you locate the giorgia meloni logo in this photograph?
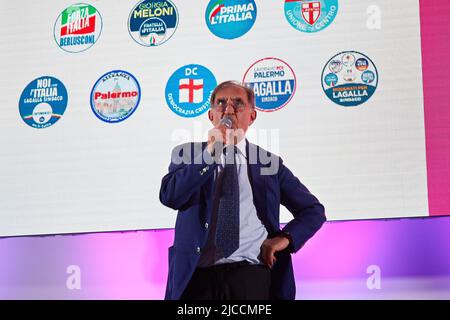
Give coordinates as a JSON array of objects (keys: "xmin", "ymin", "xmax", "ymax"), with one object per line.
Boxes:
[
  {"xmin": 90, "ymin": 70, "xmax": 141, "ymax": 123},
  {"xmin": 205, "ymin": 0, "xmax": 257, "ymax": 39},
  {"xmin": 128, "ymin": 0, "xmax": 179, "ymax": 46},
  {"xmin": 53, "ymin": 3, "xmax": 103, "ymax": 53}
]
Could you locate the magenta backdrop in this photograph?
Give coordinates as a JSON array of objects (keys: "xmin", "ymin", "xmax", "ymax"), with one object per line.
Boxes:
[{"xmin": 421, "ymin": 0, "xmax": 450, "ymax": 215}]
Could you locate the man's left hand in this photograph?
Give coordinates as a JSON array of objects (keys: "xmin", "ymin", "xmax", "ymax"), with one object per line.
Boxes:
[{"xmin": 260, "ymin": 236, "xmax": 290, "ymax": 268}]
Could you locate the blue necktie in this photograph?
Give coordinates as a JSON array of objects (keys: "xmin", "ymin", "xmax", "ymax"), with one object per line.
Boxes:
[{"xmin": 215, "ymin": 145, "xmax": 240, "ymax": 259}]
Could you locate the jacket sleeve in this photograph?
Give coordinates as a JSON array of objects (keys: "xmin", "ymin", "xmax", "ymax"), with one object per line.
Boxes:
[
  {"xmin": 278, "ymin": 158, "xmax": 326, "ymax": 253},
  {"xmin": 159, "ymin": 143, "xmax": 219, "ymax": 210}
]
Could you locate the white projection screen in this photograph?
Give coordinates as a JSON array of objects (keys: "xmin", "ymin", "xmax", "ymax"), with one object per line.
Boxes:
[{"xmin": 0, "ymin": 0, "xmax": 427, "ymax": 237}]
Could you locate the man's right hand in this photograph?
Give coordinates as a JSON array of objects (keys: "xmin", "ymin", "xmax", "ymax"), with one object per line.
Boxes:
[{"xmin": 207, "ymin": 123, "xmax": 233, "ymax": 155}]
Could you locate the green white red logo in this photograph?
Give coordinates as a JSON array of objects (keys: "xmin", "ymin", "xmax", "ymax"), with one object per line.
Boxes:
[{"xmin": 54, "ymin": 3, "xmax": 103, "ymax": 53}]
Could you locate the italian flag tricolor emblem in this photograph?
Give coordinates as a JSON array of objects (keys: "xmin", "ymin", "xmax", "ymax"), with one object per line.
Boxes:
[
  {"xmin": 208, "ymin": 0, "xmax": 225, "ymax": 22},
  {"xmin": 60, "ymin": 4, "xmax": 96, "ymax": 36}
]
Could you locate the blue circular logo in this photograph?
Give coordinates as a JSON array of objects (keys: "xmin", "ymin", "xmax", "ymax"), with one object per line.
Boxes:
[
  {"xmin": 165, "ymin": 64, "xmax": 217, "ymax": 118},
  {"xmin": 243, "ymin": 57, "xmax": 296, "ymax": 112},
  {"xmin": 356, "ymin": 58, "xmax": 369, "ymax": 71},
  {"xmin": 90, "ymin": 70, "xmax": 141, "ymax": 123},
  {"xmin": 205, "ymin": 0, "xmax": 257, "ymax": 39},
  {"xmin": 128, "ymin": 0, "xmax": 178, "ymax": 46},
  {"xmin": 321, "ymin": 51, "xmax": 378, "ymax": 107},
  {"xmin": 324, "ymin": 73, "xmax": 338, "ymax": 87},
  {"xmin": 361, "ymin": 70, "xmax": 375, "ymax": 84},
  {"xmin": 19, "ymin": 76, "xmax": 68, "ymax": 129},
  {"xmin": 284, "ymin": 0, "xmax": 338, "ymax": 33}
]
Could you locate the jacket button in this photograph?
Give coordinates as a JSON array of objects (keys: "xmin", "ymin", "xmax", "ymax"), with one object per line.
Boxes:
[
  {"xmin": 204, "ymin": 223, "xmax": 209, "ymax": 229},
  {"xmin": 196, "ymin": 247, "xmax": 201, "ymax": 253}
]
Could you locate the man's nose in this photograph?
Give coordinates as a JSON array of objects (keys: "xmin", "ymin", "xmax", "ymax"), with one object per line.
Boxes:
[{"xmin": 224, "ymin": 99, "xmax": 235, "ymax": 114}]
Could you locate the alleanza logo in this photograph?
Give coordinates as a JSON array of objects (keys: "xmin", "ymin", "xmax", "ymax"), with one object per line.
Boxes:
[
  {"xmin": 128, "ymin": 0, "xmax": 179, "ymax": 47},
  {"xmin": 205, "ymin": 0, "xmax": 257, "ymax": 39},
  {"xmin": 19, "ymin": 76, "xmax": 68, "ymax": 129},
  {"xmin": 90, "ymin": 70, "xmax": 141, "ymax": 123},
  {"xmin": 54, "ymin": 3, "xmax": 103, "ymax": 53}
]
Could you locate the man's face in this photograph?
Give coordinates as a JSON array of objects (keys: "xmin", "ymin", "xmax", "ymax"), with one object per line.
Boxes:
[{"xmin": 208, "ymin": 85, "xmax": 257, "ymax": 138}]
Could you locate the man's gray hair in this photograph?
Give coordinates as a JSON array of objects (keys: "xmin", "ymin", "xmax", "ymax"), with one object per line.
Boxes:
[{"xmin": 210, "ymin": 80, "xmax": 255, "ymax": 108}]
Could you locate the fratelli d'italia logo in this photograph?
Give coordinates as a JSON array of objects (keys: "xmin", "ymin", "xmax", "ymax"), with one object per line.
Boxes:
[
  {"xmin": 243, "ymin": 57, "xmax": 296, "ymax": 112},
  {"xmin": 19, "ymin": 76, "xmax": 68, "ymax": 129},
  {"xmin": 284, "ymin": 0, "xmax": 338, "ymax": 33},
  {"xmin": 321, "ymin": 51, "xmax": 378, "ymax": 107},
  {"xmin": 54, "ymin": 3, "xmax": 102, "ymax": 53},
  {"xmin": 205, "ymin": 0, "xmax": 257, "ymax": 39},
  {"xmin": 165, "ymin": 64, "xmax": 217, "ymax": 118},
  {"xmin": 128, "ymin": 0, "xmax": 178, "ymax": 46},
  {"xmin": 90, "ymin": 70, "xmax": 141, "ymax": 123}
]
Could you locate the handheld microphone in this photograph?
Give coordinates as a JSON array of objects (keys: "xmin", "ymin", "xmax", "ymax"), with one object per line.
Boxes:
[{"xmin": 219, "ymin": 115, "xmax": 233, "ymax": 129}]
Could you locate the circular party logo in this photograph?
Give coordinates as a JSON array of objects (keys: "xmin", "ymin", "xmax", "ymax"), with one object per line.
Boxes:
[
  {"xmin": 128, "ymin": 0, "xmax": 179, "ymax": 46},
  {"xmin": 284, "ymin": 0, "xmax": 338, "ymax": 33},
  {"xmin": 321, "ymin": 51, "xmax": 378, "ymax": 107},
  {"xmin": 19, "ymin": 76, "xmax": 68, "ymax": 129},
  {"xmin": 54, "ymin": 3, "xmax": 103, "ymax": 53},
  {"xmin": 205, "ymin": 0, "xmax": 257, "ymax": 39},
  {"xmin": 165, "ymin": 64, "xmax": 217, "ymax": 118},
  {"xmin": 90, "ymin": 70, "xmax": 141, "ymax": 123},
  {"xmin": 243, "ymin": 57, "xmax": 296, "ymax": 112}
]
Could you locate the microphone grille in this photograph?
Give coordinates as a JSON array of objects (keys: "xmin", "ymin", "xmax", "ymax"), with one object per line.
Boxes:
[{"xmin": 220, "ymin": 116, "xmax": 233, "ymax": 128}]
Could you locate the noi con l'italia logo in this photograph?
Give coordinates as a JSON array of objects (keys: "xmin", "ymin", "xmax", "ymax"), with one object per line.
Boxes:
[
  {"xmin": 54, "ymin": 3, "xmax": 103, "ymax": 53},
  {"xmin": 19, "ymin": 76, "xmax": 68, "ymax": 129}
]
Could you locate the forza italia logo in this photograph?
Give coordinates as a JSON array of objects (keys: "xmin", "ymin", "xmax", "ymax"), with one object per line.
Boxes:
[{"xmin": 54, "ymin": 3, "xmax": 103, "ymax": 53}]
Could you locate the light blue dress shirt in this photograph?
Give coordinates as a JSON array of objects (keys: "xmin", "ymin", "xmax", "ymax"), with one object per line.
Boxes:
[{"xmin": 198, "ymin": 138, "xmax": 268, "ymax": 267}]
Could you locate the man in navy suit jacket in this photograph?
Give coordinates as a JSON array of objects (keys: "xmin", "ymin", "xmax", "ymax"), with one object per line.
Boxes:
[{"xmin": 160, "ymin": 81, "xmax": 326, "ymax": 300}]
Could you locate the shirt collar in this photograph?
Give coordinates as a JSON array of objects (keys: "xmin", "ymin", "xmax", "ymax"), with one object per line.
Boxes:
[
  {"xmin": 234, "ymin": 138, "xmax": 247, "ymax": 159},
  {"xmin": 219, "ymin": 138, "xmax": 247, "ymax": 160}
]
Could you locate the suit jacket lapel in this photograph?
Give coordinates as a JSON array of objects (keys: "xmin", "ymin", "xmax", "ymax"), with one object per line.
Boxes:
[
  {"xmin": 201, "ymin": 140, "xmax": 271, "ymax": 232},
  {"xmin": 200, "ymin": 141, "xmax": 215, "ymax": 220},
  {"xmin": 246, "ymin": 139, "xmax": 270, "ymax": 230}
]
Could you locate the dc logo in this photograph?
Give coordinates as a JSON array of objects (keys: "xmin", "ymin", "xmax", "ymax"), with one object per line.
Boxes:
[
  {"xmin": 284, "ymin": 0, "xmax": 338, "ymax": 33},
  {"xmin": 205, "ymin": 0, "xmax": 257, "ymax": 39},
  {"xmin": 165, "ymin": 64, "xmax": 217, "ymax": 118}
]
